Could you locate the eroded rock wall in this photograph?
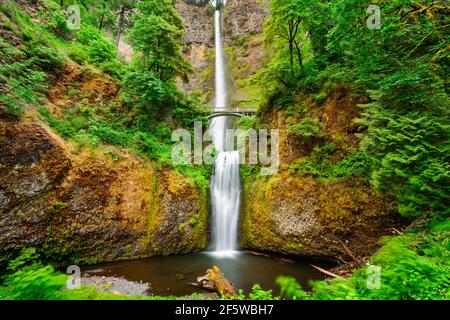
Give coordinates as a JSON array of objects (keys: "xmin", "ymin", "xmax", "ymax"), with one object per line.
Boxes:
[
  {"xmin": 176, "ymin": 0, "xmax": 268, "ymax": 103},
  {"xmin": 241, "ymin": 174, "xmax": 398, "ymax": 260},
  {"xmin": 0, "ymin": 121, "xmax": 208, "ymax": 264},
  {"xmin": 240, "ymin": 87, "xmax": 402, "ymax": 261}
]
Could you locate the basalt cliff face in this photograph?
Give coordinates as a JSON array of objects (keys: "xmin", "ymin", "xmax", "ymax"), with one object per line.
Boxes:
[
  {"xmin": 0, "ymin": 120, "xmax": 208, "ymax": 265},
  {"xmin": 176, "ymin": 0, "xmax": 268, "ymax": 104}
]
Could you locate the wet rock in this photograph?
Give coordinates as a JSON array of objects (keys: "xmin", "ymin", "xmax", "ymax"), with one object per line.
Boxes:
[
  {"xmin": 81, "ymin": 274, "xmax": 150, "ymax": 296},
  {"xmin": 0, "ymin": 122, "xmax": 71, "ymax": 252},
  {"xmin": 147, "ymin": 168, "xmax": 208, "ymax": 256}
]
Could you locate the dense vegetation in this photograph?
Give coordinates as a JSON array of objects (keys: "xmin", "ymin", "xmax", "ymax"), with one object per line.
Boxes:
[
  {"xmin": 248, "ymin": 0, "xmax": 449, "ymax": 300},
  {"xmin": 257, "ymin": 0, "xmax": 449, "ymax": 221},
  {"xmin": 0, "ymin": 0, "xmax": 211, "ymax": 186},
  {"xmin": 0, "ymin": 0, "xmax": 448, "ymax": 301}
]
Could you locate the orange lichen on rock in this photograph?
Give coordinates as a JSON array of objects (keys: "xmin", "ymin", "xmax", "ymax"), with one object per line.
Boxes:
[
  {"xmin": 0, "ymin": 120, "xmax": 208, "ymax": 264},
  {"xmin": 46, "ymin": 63, "xmax": 118, "ymax": 116}
]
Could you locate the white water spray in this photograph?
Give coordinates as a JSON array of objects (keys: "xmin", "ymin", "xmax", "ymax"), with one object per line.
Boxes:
[{"xmin": 209, "ymin": 2, "xmax": 241, "ymax": 257}]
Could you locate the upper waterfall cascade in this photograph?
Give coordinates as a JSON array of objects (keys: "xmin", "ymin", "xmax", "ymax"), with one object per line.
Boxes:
[{"xmin": 209, "ymin": 4, "xmax": 241, "ymax": 258}]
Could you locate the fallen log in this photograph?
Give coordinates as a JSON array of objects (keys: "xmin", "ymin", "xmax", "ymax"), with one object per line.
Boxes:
[{"xmin": 196, "ymin": 266, "xmax": 237, "ymax": 297}]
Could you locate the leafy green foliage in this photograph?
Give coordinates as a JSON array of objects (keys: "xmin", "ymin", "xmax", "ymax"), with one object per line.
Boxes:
[
  {"xmin": 359, "ymin": 97, "xmax": 449, "ymax": 220},
  {"xmin": 258, "ymin": 0, "xmax": 450, "ymax": 220},
  {"xmin": 288, "ymin": 117, "xmax": 325, "ymax": 139},
  {"xmin": 38, "ymin": 105, "xmax": 172, "ymax": 161},
  {"xmin": 289, "ymin": 152, "xmax": 373, "ymax": 182},
  {"xmin": 129, "ymin": 0, "xmax": 192, "ymax": 81},
  {"xmin": 0, "ymin": 0, "xmax": 65, "ymax": 117},
  {"xmin": 38, "ymin": 0, "xmax": 72, "ymax": 37},
  {"xmin": 227, "ymin": 284, "xmax": 280, "ymax": 300},
  {"xmin": 0, "ymin": 248, "xmax": 178, "ymax": 300},
  {"xmin": 247, "ymin": 284, "xmax": 278, "ymax": 300},
  {"xmin": 0, "ymin": 0, "xmax": 127, "ymax": 117},
  {"xmin": 123, "ymin": 70, "xmax": 180, "ymax": 118},
  {"xmin": 74, "ymin": 25, "xmax": 117, "ymax": 64},
  {"xmin": 123, "ymin": 0, "xmax": 202, "ymax": 125},
  {"xmin": 276, "ymin": 220, "xmax": 450, "ymax": 300},
  {"xmin": 277, "ymin": 276, "xmax": 308, "ymax": 300}
]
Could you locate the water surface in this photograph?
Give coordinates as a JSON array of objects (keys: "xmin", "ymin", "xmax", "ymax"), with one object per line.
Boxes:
[{"xmin": 83, "ymin": 251, "xmax": 326, "ymax": 296}]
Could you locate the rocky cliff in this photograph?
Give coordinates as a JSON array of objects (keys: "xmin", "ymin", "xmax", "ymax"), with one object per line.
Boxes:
[
  {"xmin": 176, "ymin": 0, "xmax": 268, "ymax": 105},
  {"xmin": 239, "ymin": 87, "xmax": 402, "ymax": 263},
  {"xmin": 241, "ymin": 174, "xmax": 398, "ymax": 260},
  {"xmin": 0, "ymin": 61, "xmax": 209, "ymax": 265},
  {"xmin": 0, "ymin": 118, "xmax": 208, "ymax": 265}
]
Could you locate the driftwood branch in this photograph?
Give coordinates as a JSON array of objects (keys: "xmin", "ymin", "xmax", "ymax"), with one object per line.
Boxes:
[
  {"xmin": 331, "ymin": 235, "xmax": 363, "ymax": 267},
  {"xmin": 310, "ymin": 264, "xmax": 344, "ymax": 280}
]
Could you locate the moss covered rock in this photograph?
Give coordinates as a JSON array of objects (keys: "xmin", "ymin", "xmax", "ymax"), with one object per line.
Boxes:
[
  {"xmin": 0, "ymin": 121, "xmax": 209, "ymax": 265},
  {"xmin": 240, "ymin": 172, "xmax": 400, "ymax": 261}
]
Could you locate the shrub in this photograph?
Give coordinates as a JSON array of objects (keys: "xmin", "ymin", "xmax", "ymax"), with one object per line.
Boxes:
[
  {"xmin": 38, "ymin": 1, "xmax": 71, "ymax": 38},
  {"xmin": 73, "ymin": 25, "xmax": 117, "ymax": 64},
  {"xmin": 288, "ymin": 117, "xmax": 325, "ymax": 139},
  {"xmin": 275, "ymin": 220, "xmax": 450, "ymax": 300}
]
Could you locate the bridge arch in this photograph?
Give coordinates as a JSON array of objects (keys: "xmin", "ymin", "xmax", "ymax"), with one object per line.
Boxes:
[
  {"xmin": 207, "ymin": 107, "xmax": 257, "ymax": 120},
  {"xmin": 207, "ymin": 112, "xmax": 244, "ymax": 119}
]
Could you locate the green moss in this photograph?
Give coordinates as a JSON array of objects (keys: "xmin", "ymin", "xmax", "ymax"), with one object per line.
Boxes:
[
  {"xmin": 178, "ymin": 223, "xmax": 186, "ymax": 232},
  {"xmin": 187, "ymin": 185, "xmax": 209, "ymax": 249},
  {"xmin": 144, "ymin": 169, "xmax": 209, "ymax": 256},
  {"xmin": 48, "ymin": 200, "xmax": 67, "ymax": 214},
  {"xmin": 188, "ymin": 216, "xmax": 199, "ymax": 227},
  {"xmin": 240, "ymin": 175, "xmax": 281, "ymax": 249}
]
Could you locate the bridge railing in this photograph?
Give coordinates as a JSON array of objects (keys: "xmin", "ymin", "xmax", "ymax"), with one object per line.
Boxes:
[{"xmin": 212, "ymin": 107, "xmax": 257, "ymax": 114}]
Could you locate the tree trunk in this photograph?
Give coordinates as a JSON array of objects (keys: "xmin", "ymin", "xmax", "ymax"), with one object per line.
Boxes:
[
  {"xmin": 294, "ymin": 39, "xmax": 302, "ymax": 67},
  {"xmin": 289, "ymin": 41, "xmax": 294, "ymax": 67},
  {"xmin": 288, "ymin": 20, "xmax": 294, "ymax": 67},
  {"xmin": 99, "ymin": 15, "xmax": 104, "ymax": 30},
  {"xmin": 116, "ymin": 5, "xmax": 125, "ymax": 48}
]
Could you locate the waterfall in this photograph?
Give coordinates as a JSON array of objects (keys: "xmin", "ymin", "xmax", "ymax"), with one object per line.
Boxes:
[
  {"xmin": 214, "ymin": 7, "xmax": 226, "ymax": 110},
  {"xmin": 209, "ymin": 2, "xmax": 241, "ymax": 257}
]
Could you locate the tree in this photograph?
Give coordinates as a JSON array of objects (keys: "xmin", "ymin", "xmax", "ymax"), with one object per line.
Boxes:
[
  {"xmin": 128, "ymin": 0, "xmax": 192, "ymax": 82},
  {"xmin": 266, "ymin": 0, "xmax": 305, "ymax": 68},
  {"xmin": 97, "ymin": 0, "xmax": 138, "ymax": 47}
]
